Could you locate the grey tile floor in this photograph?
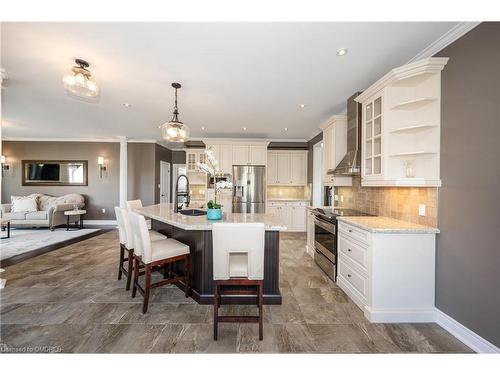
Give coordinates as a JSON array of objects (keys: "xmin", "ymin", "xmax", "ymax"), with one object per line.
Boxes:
[{"xmin": 0, "ymin": 230, "xmax": 473, "ymax": 353}]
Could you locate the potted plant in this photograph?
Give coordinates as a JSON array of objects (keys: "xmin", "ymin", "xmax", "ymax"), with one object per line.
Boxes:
[{"xmin": 206, "ymin": 200, "xmax": 223, "ymax": 220}]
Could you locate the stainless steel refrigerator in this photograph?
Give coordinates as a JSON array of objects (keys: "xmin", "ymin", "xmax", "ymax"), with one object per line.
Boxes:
[{"xmin": 232, "ymin": 165, "xmax": 266, "ymax": 214}]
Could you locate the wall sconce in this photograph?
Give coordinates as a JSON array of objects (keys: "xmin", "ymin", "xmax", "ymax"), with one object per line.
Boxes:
[
  {"xmin": 1, "ymin": 155, "xmax": 9, "ymax": 177},
  {"xmin": 97, "ymin": 156, "xmax": 107, "ymax": 178}
]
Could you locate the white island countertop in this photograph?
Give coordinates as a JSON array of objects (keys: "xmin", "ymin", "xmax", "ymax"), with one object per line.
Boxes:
[{"xmin": 135, "ymin": 203, "xmax": 287, "ymax": 231}]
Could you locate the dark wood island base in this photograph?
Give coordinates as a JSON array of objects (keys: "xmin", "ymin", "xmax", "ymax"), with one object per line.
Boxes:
[{"xmin": 152, "ymin": 219, "xmax": 282, "ymax": 305}]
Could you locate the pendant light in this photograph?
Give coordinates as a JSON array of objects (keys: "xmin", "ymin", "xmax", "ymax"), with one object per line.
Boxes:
[
  {"xmin": 161, "ymin": 82, "xmax": 189, "ymax": 142},
  {"xmin": 62, "ymin": 59, "xmax": 99, "ymax": 100}
]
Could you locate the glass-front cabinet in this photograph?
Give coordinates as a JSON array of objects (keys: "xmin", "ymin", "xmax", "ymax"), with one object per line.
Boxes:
[{"xmin": 363, "ymin": 96, "xmax": 382, "ymax": 178}]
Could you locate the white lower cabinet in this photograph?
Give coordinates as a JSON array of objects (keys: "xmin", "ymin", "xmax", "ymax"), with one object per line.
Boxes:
[
  {"xmin": 267, "ymin": 201, "xmax": 307, "ymax": 232},
  {"xmin": 337, "ymin": 221, "xmax": 437, "ymax": 323}
]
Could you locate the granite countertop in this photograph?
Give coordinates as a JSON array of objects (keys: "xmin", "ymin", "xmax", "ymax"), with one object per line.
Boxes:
[
  {"xmin": 337, "ymin": 216, "xmax": 440, "ymax": 234},
  {"xmin": 135, "ymin": 203, "xmax": 287, "ymax": 231}
]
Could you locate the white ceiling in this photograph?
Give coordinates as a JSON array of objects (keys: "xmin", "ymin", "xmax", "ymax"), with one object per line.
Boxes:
[{"xmin": 1, "ymin": 22, "xmax": 459, "ymax": 142}]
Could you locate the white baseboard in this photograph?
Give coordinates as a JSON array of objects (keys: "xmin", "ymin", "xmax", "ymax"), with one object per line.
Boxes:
[
  {"xmin": 365, "ymin": 307, "xmax": 436, "ymax": 323},
  {"xmin": 435, "ymin": 308, "xmax": 500, "ymax": 354},
  {"xmin": 83, "ymin": 220, "xmax": 117, "ymax": 226}
]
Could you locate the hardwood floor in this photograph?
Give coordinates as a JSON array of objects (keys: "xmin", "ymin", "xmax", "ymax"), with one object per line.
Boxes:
[{"xmin": 0, "ymin": 230, "xmax": 473, "ymax": 353}]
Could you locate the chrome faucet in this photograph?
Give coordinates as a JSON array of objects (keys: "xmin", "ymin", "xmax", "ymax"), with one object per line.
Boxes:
[{"xmin": 174, "ymin": 174, "xmax": 190, "ymax": 213}]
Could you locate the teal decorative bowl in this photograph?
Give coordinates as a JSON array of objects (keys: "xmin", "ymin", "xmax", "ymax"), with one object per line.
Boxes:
[{"xmin": 207, "ymin": 208, "xmax": 222, "ymax": 220}]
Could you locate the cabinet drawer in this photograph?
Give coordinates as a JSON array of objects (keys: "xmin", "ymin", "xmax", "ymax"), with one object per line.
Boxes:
[
  {"xmin": 338, "ymin": 234, "xmax": 368, "ymax": 270},
  {"xmin": 338, "ymin": 255, "xmax": 367, "ymax": 298},
  {"xmin": 338, "ymin": 222, "xmax": 369, "ymax": 245}
]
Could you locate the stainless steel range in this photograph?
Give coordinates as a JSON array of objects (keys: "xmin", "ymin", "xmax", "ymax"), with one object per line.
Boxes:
[{"xmin": 312, "ymin": 208, "xmax": 372, "ymax": 281}]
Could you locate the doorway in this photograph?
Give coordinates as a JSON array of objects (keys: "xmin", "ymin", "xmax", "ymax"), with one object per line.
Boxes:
[
  {"xmin": 159, "ymin": 161, "xmax": 171, "ymax": 203},
  {"xmin": 312, "ymin": 141, "xmax": 323, "ymax": 207}
]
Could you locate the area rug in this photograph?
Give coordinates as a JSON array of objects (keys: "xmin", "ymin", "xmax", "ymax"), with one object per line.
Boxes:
[{"xmin": 0, "ymin": 227, "xmax": 106, "ymax": 266}]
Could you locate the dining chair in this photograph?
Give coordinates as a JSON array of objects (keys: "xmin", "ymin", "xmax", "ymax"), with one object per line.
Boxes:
[
  {"xmin": 212, "ymin": 222, "xmax": 265, "ymax": 340},
  {"xmin": 128, "ymin": 212, "xmax": 190, "ymax": 313}
]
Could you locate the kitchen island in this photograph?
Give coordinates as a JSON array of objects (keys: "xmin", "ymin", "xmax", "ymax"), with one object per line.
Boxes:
[{"xmin": 135, "ymin": 203, "xmax": 286, "ymax": 305}]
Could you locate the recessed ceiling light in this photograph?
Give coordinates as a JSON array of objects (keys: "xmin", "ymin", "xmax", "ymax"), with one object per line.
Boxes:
[
  {"xmin": 122, "ymin": 103, "xmax": 132, "ymax": 108},
  {"xmin": 336, "ymin": 48, "xmax": 348, "ymax": 56},
  {"xmin": 284, "ymin": 127, "xmax": 288, "ymax": 131},
  {"xmin": 201, "ymin": 126, "xmax": 206, "ymax": 130},
  {"xmin": 243, "ymin": 127, "xmax": 247, "ymax": 131},
  {"xmin": 300, "ymin": 104, "xmax": 306, "ymax": 109}
]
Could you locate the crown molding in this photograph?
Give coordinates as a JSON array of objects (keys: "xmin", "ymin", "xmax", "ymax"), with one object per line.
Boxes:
[
  {"xmin": 1, "ymin": 137, "xmax": 163, "ymax": 144},
  {"xmin": 408, "ymin": 22, "xmax": 481, "ymax": 63},
  {"xmin": 355, "ymin": 57, "xmax": 449, "ymax": 103},
  {"xmin": 191, "ymin": 137, "xmax": 308, "ymax": 143}
]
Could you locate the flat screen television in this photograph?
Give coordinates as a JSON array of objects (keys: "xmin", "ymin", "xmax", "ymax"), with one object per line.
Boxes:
[{"xmin": 28, "ymin": 163, "xmax": 60, "ymax": 181}]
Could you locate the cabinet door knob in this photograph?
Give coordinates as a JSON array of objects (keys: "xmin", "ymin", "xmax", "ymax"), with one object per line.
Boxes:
[
  {"xmin": 347, "ymin": 274, "xmax": 352, "ymax": 278},
  {"xmin": 348, "ymin": 229, "xmax": 352, "ymax": 233},
  {"xmin": 348, "ymin": 248, "xmax": 351, "ymax": 252}
]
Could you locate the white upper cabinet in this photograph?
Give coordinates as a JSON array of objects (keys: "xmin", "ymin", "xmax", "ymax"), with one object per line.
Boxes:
[
  {"xmin": 267, "ymin": 150, "xmax": 308, "ymax": 186},
  {"xmin": 186, "ymin": 150, "xmax": 206, "ymax": 172},
  {"xmin": 267, "ymin": 152, "xmax": 278, "ymax": 184},
  {"xmin": 320, "ymin": 115, "xmax": 352, "ymax": 186},
  {"xmin": 276, "ymin": 153, "xmax": 291, "ymax": 184},
  {"xmin": 219, "ymin": 144, "xmax": 233, "ymax": 174},
  {"xmin": 356, "ymin": 57, "xmax": 448, "ymax": 187},
  {"xmin": 232, "ymin": 145, "xmax": 250, "ymax": 165},
  {"xmin": 249, "ymin": 145, "xmax": 267, "ymax": 165},
  {"xmin": 290, "ymin": 152, "xmax": 307, "ymax": 185},
  {"xmin": 203, "ymin": 141, "xmax": 270, "ymax": 173}
]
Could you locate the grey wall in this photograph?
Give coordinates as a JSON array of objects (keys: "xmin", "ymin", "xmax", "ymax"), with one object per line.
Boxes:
[
  {"xmin": 1, "ymin": 141, "xmax": 120, "ymax": 220},
  {"xmin": 172, "ymin": 150, "xmax": 186, "ymax": 164},
  {"xmin": 154, "ymin": 144, "xmax": 173, "ymax": 203},
  {"xmin": 307, "ymin": 132, "xmax": 323, "ymax": 183},
  {"xmin": 127, "ymin": 143, "xmax": 155, "ymax": 206},
  {"xmin": 435, "ymin": 22, "xmax": 500, "ymax": 346}
]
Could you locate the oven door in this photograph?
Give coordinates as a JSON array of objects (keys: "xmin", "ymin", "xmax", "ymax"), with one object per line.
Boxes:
[{"xmin": 314, "ymin": 217, "xmax": 336, "ymax": 263}]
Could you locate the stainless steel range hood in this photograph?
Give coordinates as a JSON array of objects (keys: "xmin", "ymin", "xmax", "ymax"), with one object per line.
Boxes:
[{"xmin": 328, "ymin": 91, "xmax": 362, "ymax": 176}]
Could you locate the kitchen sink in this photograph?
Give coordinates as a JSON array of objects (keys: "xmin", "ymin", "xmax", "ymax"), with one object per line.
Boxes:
[{"xmin": 179, "ymin": 209, "xmax": 206, "ymax": 216}]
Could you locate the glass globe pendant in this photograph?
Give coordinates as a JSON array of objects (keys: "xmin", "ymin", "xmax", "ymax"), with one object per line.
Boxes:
[
  {"xmin": 160, "ymin": 82, "xmax": 189, "ymax": 142},
  {"xmin": 62, "ymin": 59, "xmax": 99, "ymax": 100}
]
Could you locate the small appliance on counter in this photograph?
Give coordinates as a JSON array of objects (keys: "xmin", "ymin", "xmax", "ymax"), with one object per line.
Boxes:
[
  {"xmin": 312, "ymin": 207, "xmax": 373, "ymax": 281},
  {"xmin": 207, "ymin": 173, "xmax": 231, "ymax": 189}
]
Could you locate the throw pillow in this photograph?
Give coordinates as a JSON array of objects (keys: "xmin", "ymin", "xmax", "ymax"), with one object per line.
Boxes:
[{"xmin": 11, "ymin": 196, "xmax": 38, "ymax": 213}]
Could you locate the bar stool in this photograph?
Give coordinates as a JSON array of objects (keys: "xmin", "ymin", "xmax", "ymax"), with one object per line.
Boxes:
[
  {"xmin": 128, "ymin": 212, "xmax": 190, "ymax": 313},
  {"xmin": 126, "ymin": 199, "xmax": 151, "ymax": 228},
  {"xmin": 114, "ymin": 207, "xmax": 167, "ymax": 291},
  {"xmin": 212, "ymin": 222, "xmax": 265, "ymax": 341}
]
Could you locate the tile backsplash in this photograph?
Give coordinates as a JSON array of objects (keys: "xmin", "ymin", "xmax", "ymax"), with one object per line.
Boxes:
[
  {"xmin": 336, "ymin": 177, "xmax": 438, "ymax": 227},
  {"xmin": 267, "ymin": 185, "xmax": 311, "ymax": 201}
]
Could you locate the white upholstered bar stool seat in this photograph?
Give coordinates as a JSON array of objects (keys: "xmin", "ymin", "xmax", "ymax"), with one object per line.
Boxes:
[
  {"xmin": 212, "ymin": 222, "xmax": 265, "ymax": 341},
  {"xmin": 128, "ymin": 212, "xmax": 190, "ymax": 313}
]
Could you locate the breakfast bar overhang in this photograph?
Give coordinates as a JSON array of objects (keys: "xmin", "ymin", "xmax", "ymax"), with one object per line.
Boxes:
[{"xmin": 136, "ymin": 203, "xmax": 284, "ymax": 305}]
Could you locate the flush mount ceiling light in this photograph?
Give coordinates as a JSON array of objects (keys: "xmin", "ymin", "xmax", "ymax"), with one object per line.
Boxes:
[
  {"xmin": 122, "ymin": 103, "xmax": 132, "ymax": 108},
  {"xmin": 243, "ymin": 127, "xmax": 247, "ymax": 131},
  {"xmin": 336, "ymin": 48, "xmax": 348, "ymax": 56},
  {"xmin": 62, "ymin": 59, "xmax": 99, "ymax": 101},
  {"xmin": 160, "ymin": 82, "xmax": 189, "ymax": 143},
  {"xmin": 284, "ymin": 127, "xmax": 288, "ymax": 131}
]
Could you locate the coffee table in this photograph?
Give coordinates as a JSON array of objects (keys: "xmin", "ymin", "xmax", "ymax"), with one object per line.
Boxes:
[{"xmin": 64, "ymin": 209, "xmax": 86, "ymax": 230}]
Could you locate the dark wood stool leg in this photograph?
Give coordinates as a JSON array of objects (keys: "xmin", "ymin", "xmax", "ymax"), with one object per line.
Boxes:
[
  {"xmin": 118, "ymin": 244, "xmax": 124, "ymax": 280},
  {"xmin": 258, "ymin": 282, "xmax": 263, "ymax": 341},
  {"xmin": 213, "ymin": 283, "xmax": 219, "ymax": 341},
  {"xmin": 126, "ymin": 249, "xmax": 133, "ymax": 291},
  {"xmin": 132, "ymin": 257, "xmax": 140, "ymax": 298},
  {"xmin": 184, "ymin": 256, "xmax": 190, "ymax": 298},
  {"xmin": 142, "ymin": 264, "xmax": 152, "ymax": 314}
]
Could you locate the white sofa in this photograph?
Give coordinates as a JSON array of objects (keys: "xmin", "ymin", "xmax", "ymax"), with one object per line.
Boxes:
[{"xmin": 0, "ymin": 193, "xmax": 85, "ymax": 230}]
